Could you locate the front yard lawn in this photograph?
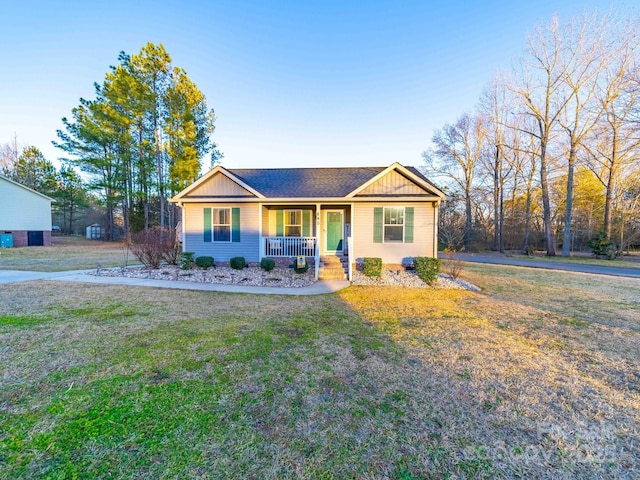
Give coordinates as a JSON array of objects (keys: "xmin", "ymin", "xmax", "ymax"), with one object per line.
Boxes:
[{"xmin": 1, "ymin": 266, "xmax": 639, "ymax": 478}]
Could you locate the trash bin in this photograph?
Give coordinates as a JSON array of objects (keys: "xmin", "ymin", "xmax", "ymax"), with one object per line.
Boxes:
[{"xmin": 0, "ymin": 233, "xmax": 13, "ymax": 248}]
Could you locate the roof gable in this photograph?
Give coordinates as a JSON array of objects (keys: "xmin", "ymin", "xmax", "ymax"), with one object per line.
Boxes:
[
  {"xmin": 0, "ymin": 174, "xmax": 54, "ymax": 201},
  {"xmin": 186, "ymin": 171, "xmax": 256, "ymax": 198},
  {"xmin": 355, "ymin": 169, "xmax": 431, "ymax": 196}
]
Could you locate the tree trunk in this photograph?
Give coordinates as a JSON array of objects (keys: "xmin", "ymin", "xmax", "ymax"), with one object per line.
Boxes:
[
  {"xmin": 465, "ymin": 186, "xmax": 473, "ymax": 251},
  {"xmin": 562, "ymin": 143, "xmax": 576, "ymax": 257},
  {"xmin": 492, "ymin": 145, "xmax": 500, "ymax": 251},
  {"xmin": 539, "ymin": 135, "xmax": 556, "ymax": 256}
]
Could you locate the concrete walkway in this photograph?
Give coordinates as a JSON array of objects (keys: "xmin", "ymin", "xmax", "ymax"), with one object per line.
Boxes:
[
  {"xmin": 0, "ymin": 269, "xmax": 351, "ymax": 295},
  {"xmin": 447, "ymin": 253, "xmax": 640, "ymax": 279}
]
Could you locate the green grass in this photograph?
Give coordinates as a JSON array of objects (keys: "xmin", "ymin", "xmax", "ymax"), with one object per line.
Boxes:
[
  {"xmin": 1, "ymin": 270, "xmax": 639, "ymax": 478},
  {"xmin": 504, "ymin": 251, "xmax": 640, "ymax": 269},
  {"xmin": 0, "ymin": 236, "xmax": 130, "ymax": 271}
]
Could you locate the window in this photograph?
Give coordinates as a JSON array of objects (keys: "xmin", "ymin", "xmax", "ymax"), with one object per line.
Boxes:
[
  {"xmin": 384, "ymin": 207, "xmax": 404, "ymax": 242},
  {"xmin": 285, "ymin": 210, "xmax": 302, "ymax": 237},
  {"xmin": 213, "ymin": 208, "xmax": 231, "ymax": 242},
  {"xmin": 373, "ymin": 206, "xmax": 413, "ymax": 244}
]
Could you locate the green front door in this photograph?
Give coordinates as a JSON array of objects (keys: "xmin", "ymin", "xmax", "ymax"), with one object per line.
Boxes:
[{"xmin": 325, "ymin": 211, "xmax": 343, "ymax": 252}]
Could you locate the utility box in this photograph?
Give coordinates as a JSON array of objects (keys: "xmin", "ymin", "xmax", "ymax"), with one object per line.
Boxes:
[{"xmin": 0, "ymin": 233, "xmax": 13, "ymax": 248}]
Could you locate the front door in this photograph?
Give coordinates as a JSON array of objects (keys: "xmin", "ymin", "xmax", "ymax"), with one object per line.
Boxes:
[{"xmin": 325, "ymin": 210, "xmax": 343, "ymax": 253}]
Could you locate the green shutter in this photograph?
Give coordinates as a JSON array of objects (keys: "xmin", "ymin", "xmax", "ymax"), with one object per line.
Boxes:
[
  {"xmin": 232, "ymin": 207, "xmax": 240, "ymax": 242},
  {"xmin": 276, "ymin": 210, "xmax": 284, "ymax": 236},
  {"xmin": 302, "ymin": 210, "xmax": 311, "ymax": 237},
  {"xmin": 373, "ymin": 207, "xmax": 383, "ymax": 243},
  {"xmin": 204, "ymin": 208, "xmax": 212, "ymax": 242},
  {"xmin": 405, "ymin": 207, "xmax": 414, "ymax": 243}
]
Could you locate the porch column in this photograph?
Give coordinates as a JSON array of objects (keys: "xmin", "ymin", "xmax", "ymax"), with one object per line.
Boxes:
[
  {"xmin": 258, "ymin": 203, "xmax": 263, "ymax": 260},
  {"xmin": 433, "ymin": 201, "xmax": 439, "ymax": 258},
  {"xmin": 315, "ymin": 204, "xmax": 321, "ymax": 280}
]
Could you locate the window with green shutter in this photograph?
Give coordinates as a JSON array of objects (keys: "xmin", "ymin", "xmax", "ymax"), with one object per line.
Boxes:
[
  {"xmin": 373, "ymin": 207, "xmax": 383, "ymax": 243},
  {"xmin": 374, "ymin": 206, "xmax": 414, "ymax": 243},
  {"xmin": 231, "ymin": 207, "xmax": 240, "ymax": 242},
  {"xmin": 275, "ymin": 210, "xmax": 284, "ymax": 236},
  {"xmin": 302, "ymin": 210, "xmax": 311, "ymax": 237},
  {"xmin": 405, "ymin": 207, "xmax": 414, "ymax": 243},
  {"xmin": 204, "ymin": 208, "xmax": 212, "ymax": 242}
]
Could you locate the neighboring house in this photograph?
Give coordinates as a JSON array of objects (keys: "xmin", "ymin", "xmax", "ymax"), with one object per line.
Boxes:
[
  {"xmin": 0, "ymin": 174, "xmax": 54, "ymax": 247},
  {"xmin": 171, "ymin": 162, "xmax": 445, "ymax": 280}
]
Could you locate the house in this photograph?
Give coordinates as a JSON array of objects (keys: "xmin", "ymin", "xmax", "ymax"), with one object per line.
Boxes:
[
  {"xmin": 170, "ymin": 162, "xmax": 445, "ymax": 280},
  {"xmin": 0, "ymin": 174, "xmax": 54, "ymax": 247}
]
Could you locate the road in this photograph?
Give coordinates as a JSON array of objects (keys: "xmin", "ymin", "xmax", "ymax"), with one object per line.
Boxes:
[{"xmin": 447, "ymin": 253, "xmax": 640, "ymax": 279}]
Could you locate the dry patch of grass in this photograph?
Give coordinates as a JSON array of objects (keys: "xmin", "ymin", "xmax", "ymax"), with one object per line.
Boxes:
[
  {"xmin": 1, "ymin": 269, "xmax": 639, "ymax": 478},
  {"xmin": 0, "ymin": 236, "xmax": 130, "ymax": 271}
]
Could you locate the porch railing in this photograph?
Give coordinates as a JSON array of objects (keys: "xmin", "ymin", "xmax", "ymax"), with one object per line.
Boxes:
[{"xmin": 264, "ymin": 236, "xmax": 316, "ymax": 257}]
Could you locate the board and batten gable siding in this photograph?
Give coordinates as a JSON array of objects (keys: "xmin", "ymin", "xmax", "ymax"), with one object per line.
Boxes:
[
  {"xmin": 186, "ymin": 172, "xmax": 255, "ymax": 197},
  {"xmin": 356, "ymin": 170, "xmax": 427, "ymax": 196},
  {"xmin": 353, "ymin": 202, "xmax": 436, "ymax": 264},
  {"xmin": 183, "ymin": 203, "xmax": 260, "ymax": 261},
  {"xmin": 0, "ymin": 177, "xmax": 52, "ymax": 230}
]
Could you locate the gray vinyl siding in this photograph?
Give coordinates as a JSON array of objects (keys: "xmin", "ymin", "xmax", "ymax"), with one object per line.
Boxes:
[
  {"xmin": 353, "ymin": 202, "xmax": 435, "ymax": 263},
  {"xmin": 183, "ymin": 203, "xmax": 260, "ymax": 261}
]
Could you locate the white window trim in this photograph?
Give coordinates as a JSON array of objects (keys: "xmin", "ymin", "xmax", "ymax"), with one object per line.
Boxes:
[
  {"xmin": 383, "ymin": 206, "xmax": 405, "ymax": 243},
  {"xmin": 284, "ymin": 209, "xmax": 302, "ymax": 237},
  {"xmin": 213, "ymin": 207, "xmax": 232, "ymax": 243}
]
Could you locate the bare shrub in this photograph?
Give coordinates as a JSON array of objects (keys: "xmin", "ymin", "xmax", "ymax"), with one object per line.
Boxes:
[
  {"xmin": 442, "ymin": 247, "xmax": 464, "ymax": 280},
  {"xmin": 129, "ymin": 227, "xmax": 176, "ymax": 269}
]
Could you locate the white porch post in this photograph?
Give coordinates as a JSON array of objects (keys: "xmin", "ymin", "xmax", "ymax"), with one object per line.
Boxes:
[
  {"xmin": 433, "ymin": 201, "xmax": 439, "ymax": 258},
  {"xmin": 349, "ymin": 202, "xmax": 355, "ymax": 281},
  {"xmin": 258, "ymin": 203, "xmax": 263, "ymax": 260},
  {"xmin": 315, "ymin": 204, "xmax": 321, "ymax": 280}
]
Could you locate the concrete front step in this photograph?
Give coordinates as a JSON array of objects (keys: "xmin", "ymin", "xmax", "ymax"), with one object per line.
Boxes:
[{"xmin": 318, "ymin": 255, "xmax": 348, "ymax": 280}]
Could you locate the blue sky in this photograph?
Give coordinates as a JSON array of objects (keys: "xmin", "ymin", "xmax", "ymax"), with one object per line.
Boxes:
[{"xmin": 0, "ymin": 1, "xmax": 632, "ymax": 171}]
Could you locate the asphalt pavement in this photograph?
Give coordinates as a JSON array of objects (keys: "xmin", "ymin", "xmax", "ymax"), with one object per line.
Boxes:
[{"xmin": 447, "ymin": 253, "xmax": 640, "ymax": 279}]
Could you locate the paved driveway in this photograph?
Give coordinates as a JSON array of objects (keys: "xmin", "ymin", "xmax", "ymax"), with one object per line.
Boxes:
[{"xmin": 446, "ymin": 253, "xmax": 640, "ymax": 279}]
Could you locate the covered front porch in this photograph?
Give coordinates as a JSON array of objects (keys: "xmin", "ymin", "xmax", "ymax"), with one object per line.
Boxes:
[{"xmin": 258, "ymin": 203, "xmax": 353, "ymax": 279}]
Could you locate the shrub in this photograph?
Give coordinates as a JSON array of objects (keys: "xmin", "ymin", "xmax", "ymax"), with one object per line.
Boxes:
[
  {"xmin": 293, "ymin": 257, "xmax": 309, "ymax": 273},
  {"xmin": 413, "ymin": 256, "xmax": 441, "ymax": 285},
  {"xmin": 588, "ymin": 231, "xmax": 620, "ymax": 260},
  {"xmin": 230, "ymin": 257, "xmax": 246, "ymax": 270},
  {"xmin": 442, "ymin": 247, "xmax": 464, "ymax": 280},
  {"xmin": 195, "ymin": 256, "xmax": 214, "ymax": 269},
  {"xmin": 180, "ymin": 252, "xmax": 195, "ymax": 270},
  {"xmin": 129, "ymin": 227, "xmax": 176, "ymax": 269},
  {"xmin": 260, "ymin": 258, "xmax": 276, "ymax": 271},
  {"xmin": 363, "ymin": 257, "xmax": 382, "ymax": 277},
  {"xmin": 162, "ymin": 229, "xmax": 181, "ymax": 265}
]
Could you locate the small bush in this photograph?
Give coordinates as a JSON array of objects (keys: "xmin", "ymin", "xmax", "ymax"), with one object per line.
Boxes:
[
  {"xmin": 293, "ymin": 258, "xmax": 309, "ymax": 273},
  {"xmin": 588, "ymin": 231, "xmax": 620, "ymax": 259},
  {"xmin": 180, "ymin": 252, "xmax": 195, "ymax": 270},
  {"xmin": 129, "ymin": 227, "xmax": 176, "ymax": 269},
  {"xmin": 363, "ymin": 257, "xmax": 382, "ymax": 277},
  {"xmin": 260, "ymin": 258, "xmax": 276, "ymax": 271},
  {"xmin": 195, "ymin": 256, "xmax": 214, "ymax": 269},
  {"xmin": 414, "ymin": 257, "xmax": 441, "ymax": 285},
  {"xmin": 442, "ymin": 247, "xmax": 464, "ymax": 280},
  {"xmin": 230, "ymin": 257, "xmax": 246, "ymax": 270}
]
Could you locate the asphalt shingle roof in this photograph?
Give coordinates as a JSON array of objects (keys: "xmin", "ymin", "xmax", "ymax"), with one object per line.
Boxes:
[{"xmin": 227, "ymin": 166, "xmax": 436, "ymax": 198}]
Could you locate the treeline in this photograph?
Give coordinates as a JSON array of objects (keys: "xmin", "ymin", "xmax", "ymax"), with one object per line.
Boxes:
[
  {"xmin": 424, "ymin": 11, "xmax": 640, "ymax": 255},
  {"xmin": 55, "ymin": 42, "xmax": 221, "ymax": 240}
]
